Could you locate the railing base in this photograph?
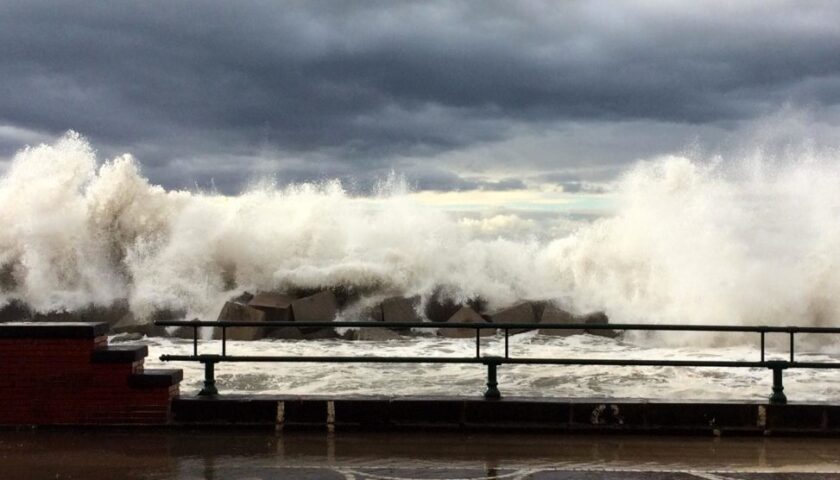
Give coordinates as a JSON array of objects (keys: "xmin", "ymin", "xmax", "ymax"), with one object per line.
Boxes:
[
  {"xmin": 484, "ymin": 360, "xmax": 501, "ymax": 400},
  {"xmin": 199, "ymin": 359, "xmax": 219, "ymax": 396},
  {"xmin": 769, "ymin": 366, "xmax": 787, "ymax": 405}
]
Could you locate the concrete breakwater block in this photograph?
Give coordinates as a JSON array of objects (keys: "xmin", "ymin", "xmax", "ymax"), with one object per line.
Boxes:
[
  {"xmin": 268, "ymin": 290, "xmax": 340, "ymax": 339},
  {"xmin": 248, "ymin": 292, "xmax": 294, "ymax": 322},
  {"xmin": 424, "ymin": 292, "xmax": 462, "ymax": 323},
  {"xmin": 438, "ymin": 306, "xmax": 495, "ymax": 338},
  {"xmin": 291, "ymin": 291, "xmax": 338, "ymax": 323},
  {"xmin": 537, "ymin": 306, "xmax": 616, "ymax": 338},
  {"xmin": 216, "ymin": 302, "xmax": 268, "ymax": 341},
  {"xmin": 489, "ymin": 302, "xmax": 538, "ymax": 334},
  {"xmin": 208, "ymin": 290, "xmax": 342, "ymax": 340},
  {"xmin": 582, "ymin": 312, "xmax": 619, "ymax": 338},
  {"xmin": 423, "ymin": 288, "xmax": 488, "ymax": 325},
  {"xmin": 350, "ymin": 297, "xmax": 421, "ymax": 340},
  {"xmin": 382, "ymin": 296, "xmax": 421, "ymax": 325},
  {"xmin": 538, "ymin": 304, "xmax": 585, "ymax": 336}
]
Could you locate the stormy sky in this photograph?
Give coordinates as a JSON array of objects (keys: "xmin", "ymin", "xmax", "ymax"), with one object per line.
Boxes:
[{"xmin": 2, "ymin": 1, "xmax": 840, "ymax": 194}]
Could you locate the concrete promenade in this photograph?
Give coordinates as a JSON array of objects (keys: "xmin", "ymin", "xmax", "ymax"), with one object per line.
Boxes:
[{"xmin": 2, "ymin": 429, "xmax": 840, "ymax": 479}]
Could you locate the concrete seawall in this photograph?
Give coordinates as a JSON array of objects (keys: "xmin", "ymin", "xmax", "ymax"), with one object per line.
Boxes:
[{"xmin": 172, "ymin": 395, "xmax": 840, "ymax": 436}]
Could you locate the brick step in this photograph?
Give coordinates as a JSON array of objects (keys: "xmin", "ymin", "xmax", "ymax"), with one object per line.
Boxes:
[
  {"xmin": 129, "ymin": 369, "xmax": 183, "ymax": 388},
  {"xmin": 91, "ymin": 345, "xmax": 149, "ymax": 363}
]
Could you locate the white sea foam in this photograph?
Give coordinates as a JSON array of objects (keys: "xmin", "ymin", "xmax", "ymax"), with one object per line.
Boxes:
[
  {"xmin": 137, "ymin": 333, "xmax": 840, "ymax": 401},
  {"xmin": 2, "ymin": 132, "xmax": 840, "ymax": 349}
]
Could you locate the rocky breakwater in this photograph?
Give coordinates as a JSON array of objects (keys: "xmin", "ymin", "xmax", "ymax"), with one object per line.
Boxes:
[
  {"xmin": 434, "ymin": 298, "xmax": 618, "ymax": 339},
  {"xmin": 0, "ymin": 288, "xmax": 618, "ymax": 342},
  {"xmin": 213, "ymin": 288, "xmax": 617, "ymax": 341}
]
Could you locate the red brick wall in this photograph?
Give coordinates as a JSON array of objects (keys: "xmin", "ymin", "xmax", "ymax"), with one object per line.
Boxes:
[{"xmin": 0, "ymin": 335, "xmax": 178, "ymax": 425}]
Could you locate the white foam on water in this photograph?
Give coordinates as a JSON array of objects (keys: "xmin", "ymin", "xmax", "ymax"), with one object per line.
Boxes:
[{"xmin": 137, "ymin": 333, "xmax": 840, "ymax": 401}]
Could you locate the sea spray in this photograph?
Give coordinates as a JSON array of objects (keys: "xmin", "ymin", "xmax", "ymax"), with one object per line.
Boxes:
[{"xmin": 2, "ymin": 132, "xmax": 840, "ymax": 348}]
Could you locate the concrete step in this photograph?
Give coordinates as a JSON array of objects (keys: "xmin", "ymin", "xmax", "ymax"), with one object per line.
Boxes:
[
  {"xmin": 91, "ymin": 345, "xmax": 149, "ymax": 363},
  {"xmin": 129, "ymin": 369, "xmax": 183, "ymax": 388}
]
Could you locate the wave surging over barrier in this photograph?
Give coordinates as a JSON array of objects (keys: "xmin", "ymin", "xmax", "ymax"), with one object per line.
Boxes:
[{"xmin": 1, "ymin": 132, "xmax": 839, "ymax": 343}]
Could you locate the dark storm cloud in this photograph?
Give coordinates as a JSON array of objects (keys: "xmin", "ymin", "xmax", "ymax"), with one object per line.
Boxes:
[{"xmin": 2, "ymin": 1, "xmax": 840, "ymax": 192}]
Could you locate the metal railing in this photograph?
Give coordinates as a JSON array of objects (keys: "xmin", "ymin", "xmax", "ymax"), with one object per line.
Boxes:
[{"xmin": 154, "ymin": 320, "xmax": 840, "ymax": 404}]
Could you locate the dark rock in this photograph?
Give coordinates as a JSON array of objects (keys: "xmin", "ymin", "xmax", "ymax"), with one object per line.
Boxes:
[
  {"xmin": 582, "ymin": 312, "xmax": 619, "ymax": 338},
  {"xmin": 216, "ymin": 301, "xmax": 268, "ymax": 340},
  {"xmin": 467, "ymin": 296, "xmax": 488, "ymax": 314},
  {"xmin": 231, "ymin": 291, "xmax": 254, "ymax": 304},
  {"xmin": 248, "ymin": 292, "xmax": 294, "ymax": 322},
  {"xmin": 364, "ymin": 303, "xmax": 384, "ymax": 322},
  {"xmin": 144, "ymin": 308, "xmax": 192, "ymax": 338},
  {"xmin": 489, "ymin": 302, "xmax": 538, "ymax": 334},
  {"xmin": 291, "ymin": 291, "xmax": 338, "ymax": 322},
  {"xmin": 329, "ymin": 285, "xmax": 361, "ymax": 308},
  {"xmin": 0, "ymin": 263, "xmax": 16, "ymax": 291},
  {"xmin": 381, "ymin": 296, "xmax": 421, "ymax": 335},
  {"xmin": 263, "ymin": 290, "xmax": 339, "ymax": 339},
  {"xmin": 0, "ymin": 300, "xmax": 30, "ymax": 323},
  {"xmin": 529, "ymin": 300, "xmax": 549, "ymax": 321},
  {"xmin": 539, "ymin": 304, "xmax": 585, "ymax": 336},
  {"xmin": 439, "ymin": 306, "xmax": 495, "ymax": 338},
  {"xmin": 382, "ymin": 296, "xmax": 421, "ymax": 324},
  {"xmin": 424, "ymin": 290, "xmax": 461, "ymax": 323},
  {"xmin": 424, "ymin": 287, "xmax": 487, "ymax": 323}
]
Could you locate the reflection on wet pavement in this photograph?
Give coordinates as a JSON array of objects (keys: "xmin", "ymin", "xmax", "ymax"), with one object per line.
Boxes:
[{"xmin": 1, "ymin": 429, "xmax": 840, "ymax": 479}]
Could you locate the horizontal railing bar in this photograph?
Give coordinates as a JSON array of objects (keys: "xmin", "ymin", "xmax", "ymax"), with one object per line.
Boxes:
[
  {"xmin": 159, "ymin": 354, "xmax": 840, "ymax": 369},
  {"xmin": 154, "ymin": 319, "xmax": 840, "ymax": 334}
]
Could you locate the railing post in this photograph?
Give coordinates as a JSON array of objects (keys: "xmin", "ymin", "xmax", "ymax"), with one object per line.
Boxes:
[
  {"xmin": 484, "ymin": 358, "xmax": 501, "ymax": 399},
  {"xmin": 199, "ymin": 356, "xmax": 219, "ymax": 396},
  {"xmin": 789, "ymin": 332, "xmax": 795, "ymax": 363},
  {"xmin": 768, "ymin": 362, "xmax": 787, "ymax": 405},
  {"xmin": 760, "ymin": 331, "xmax": 765, "ymax": 363}
]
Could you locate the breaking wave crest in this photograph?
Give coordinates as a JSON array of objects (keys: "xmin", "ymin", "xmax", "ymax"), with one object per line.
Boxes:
[{"xmin": 2, "ymin": 132, "xmax": 840, "ymax": 342}]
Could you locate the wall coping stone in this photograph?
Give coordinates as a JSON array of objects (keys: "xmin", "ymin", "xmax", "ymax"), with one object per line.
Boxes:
[{"xmin": 0, "ymin": 322, "xmax": 110, "ymax": 338}]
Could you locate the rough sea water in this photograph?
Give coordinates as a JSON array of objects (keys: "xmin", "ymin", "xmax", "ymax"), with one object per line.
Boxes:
[{"xmin": 5, "ymin": 132, "xmax": 840, "ymax": 400}]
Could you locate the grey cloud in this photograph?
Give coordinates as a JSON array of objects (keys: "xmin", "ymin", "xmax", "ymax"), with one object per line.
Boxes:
[
  {"xmin": 2, "ymin": 1, "xmax": 840, "ymax": 192},
  {"xmin": 533, "ymin": 173, "xmax": 609, "ymax": 194}
]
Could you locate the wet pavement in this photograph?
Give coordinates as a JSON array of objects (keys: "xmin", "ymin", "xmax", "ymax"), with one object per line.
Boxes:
[{"xmin": 0, "ymin": 429, "xmax": 839, "ymax": 479}]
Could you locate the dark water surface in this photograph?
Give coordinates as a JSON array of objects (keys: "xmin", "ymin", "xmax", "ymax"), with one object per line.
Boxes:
[{"xmin": 1, "ymin": 429, "xmax": 839, "ymax": 479}]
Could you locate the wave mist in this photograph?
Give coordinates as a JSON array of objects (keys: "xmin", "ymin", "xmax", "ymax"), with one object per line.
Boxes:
[{"xmin": 2, "ymin": 133, "xmax": 840, "ymax": 341}]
